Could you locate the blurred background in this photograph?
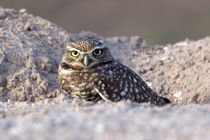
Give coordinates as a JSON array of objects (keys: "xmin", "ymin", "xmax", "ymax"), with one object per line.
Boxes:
[{"xmin": 0, "ymin": 0, "xmax": 210, "ymax": 45}]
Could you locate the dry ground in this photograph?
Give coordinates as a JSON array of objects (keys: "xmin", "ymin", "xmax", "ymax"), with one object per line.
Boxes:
[{"xmin": 0, "ymin": 7, "xmax": 209, "ymax": 140}]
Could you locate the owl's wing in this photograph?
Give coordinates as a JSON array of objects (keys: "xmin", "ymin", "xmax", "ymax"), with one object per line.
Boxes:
[{"xmin": 92, "ymin": 62, "xmax": 170, "ymax": 106}]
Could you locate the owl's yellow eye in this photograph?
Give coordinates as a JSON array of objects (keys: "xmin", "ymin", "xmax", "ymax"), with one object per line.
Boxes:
[
  {"xmin": 71, "ymin": 51, "xmax": 80, "ymax": 57},
  {"xmin": 93, "ymin": 49, "xmax": 102, "ymax": 56}
]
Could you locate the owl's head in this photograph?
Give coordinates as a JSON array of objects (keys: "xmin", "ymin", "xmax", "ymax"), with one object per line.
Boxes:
[{"xmin": 60, "ymin": 39, "xmax": 114, "ymax": 70}]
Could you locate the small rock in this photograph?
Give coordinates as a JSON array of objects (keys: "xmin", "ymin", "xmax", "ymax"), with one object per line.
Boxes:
[{"xmin": 19, "ymin": 8, "xmax": 26, "ymax": 14}]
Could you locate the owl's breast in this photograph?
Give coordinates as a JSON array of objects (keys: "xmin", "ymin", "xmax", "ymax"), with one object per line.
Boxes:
[{"xmin": 58, "ymin": 68, "xmax": 99, "ymax": 100}]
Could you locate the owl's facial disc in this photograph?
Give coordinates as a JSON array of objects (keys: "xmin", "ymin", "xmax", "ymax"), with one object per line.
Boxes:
[
  {"xmin": 62, "ymin": 42, "xmax": 114, "ymax": 70},
  {"xmin": 67, "ymin": 47, "xmax": 105, "ymax": 68}
]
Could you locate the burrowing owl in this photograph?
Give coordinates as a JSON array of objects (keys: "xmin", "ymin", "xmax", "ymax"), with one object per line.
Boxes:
[{"xmin": 58, "ymin": 39, "xmax": 171, "ymax": 106}]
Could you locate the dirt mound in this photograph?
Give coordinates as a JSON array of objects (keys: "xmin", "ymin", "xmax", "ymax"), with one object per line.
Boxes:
[
  {"xmin": 0, "ymin": 7, "xmax": 210, "ymax": 140},
  {"xmin": 0, "ymin": 7, "xmax": 209, "ymax": 105},
  {"xmin": 0, "ymin": 7, "xmax": 79, "ymax": 102}
]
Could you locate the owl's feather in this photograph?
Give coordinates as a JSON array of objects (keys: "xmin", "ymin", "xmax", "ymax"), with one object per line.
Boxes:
[{"xmin": 92, "ymin": 62, "xmax": 170, "ymax": 106}]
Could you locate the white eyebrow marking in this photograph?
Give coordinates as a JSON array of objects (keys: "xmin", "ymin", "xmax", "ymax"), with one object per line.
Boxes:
[
  {"xmin": 67, "ymin": 47, "xmax": 83, "ymax": 53},
  {"xmin": 67, "ymin": 45, "xmax": 74, "ymax": 50},
  {"xmin": 92, "ymin": 46, "xmax": 105, "ymax": 51},
  {"xmin": 66, "ymin": 46, "xmax": 106, "ymax": 54}
]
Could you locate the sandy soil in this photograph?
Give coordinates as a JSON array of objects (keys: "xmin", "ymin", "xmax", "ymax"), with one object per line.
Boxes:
[
  {"xmin": 0, "ymin": 7, "xmax": 210, "ymax": 140},
  {"xmin": 0, "ymin": 98, "xmax": 210, "ymax": 140}
]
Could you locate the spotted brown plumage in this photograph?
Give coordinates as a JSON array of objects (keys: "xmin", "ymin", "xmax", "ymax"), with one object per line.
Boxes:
[{"xmin": 58, "ymin": 39, "xmax": 171, "ymax": 106}]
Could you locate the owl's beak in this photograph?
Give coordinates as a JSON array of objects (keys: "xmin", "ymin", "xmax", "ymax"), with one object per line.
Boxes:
[{"xmin": 83, "ymin": 54, "xmax": 91, "ymax": 66}]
